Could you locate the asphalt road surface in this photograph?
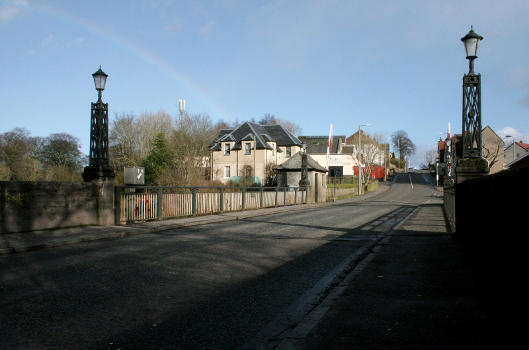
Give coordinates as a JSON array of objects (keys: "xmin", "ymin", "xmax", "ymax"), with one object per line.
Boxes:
[{"xmin": 1, "ymin": 173, "xmax": 437, "ymax": 349}]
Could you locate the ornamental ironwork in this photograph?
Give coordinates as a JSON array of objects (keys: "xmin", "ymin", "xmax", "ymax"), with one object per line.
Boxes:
[
  {"xmin": 88, "ymin": 99, "xmax": 110, "ymax": 167},
  {"xmin": 462, "ymin": 73, "xmax": 482, "ymax": 158}
]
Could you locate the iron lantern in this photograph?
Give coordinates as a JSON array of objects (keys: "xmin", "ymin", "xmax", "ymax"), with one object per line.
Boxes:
[
  {"xmin": 92, "ymin": 66, "xmax": 108, "ymax": 92},
  {"xmin": 461, "ymin": 26, "xmax": 483, "ymax": 74}
]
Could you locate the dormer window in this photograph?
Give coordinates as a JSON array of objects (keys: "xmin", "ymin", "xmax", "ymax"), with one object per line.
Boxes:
[
  {"xmin": 224, "ymin": 143, "xmax": 230, "ymax": 155},
  {"xmin": 245, "ymin": 142, "xmax": 252, "ymax": 155},
  {"xmin": 286, "ymin": 146, "xmax": 291, "ymax": 158}
]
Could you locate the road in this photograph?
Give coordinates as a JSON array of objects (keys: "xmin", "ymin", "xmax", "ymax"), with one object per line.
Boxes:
[{"xmin": 0, "ymin": 173, "xmax": 437, "ymax": 349}]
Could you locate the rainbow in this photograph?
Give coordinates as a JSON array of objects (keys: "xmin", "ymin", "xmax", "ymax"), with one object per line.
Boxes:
[{"xmin": 26, "ymin": 2, "xmax": 232, "ymax": 121}]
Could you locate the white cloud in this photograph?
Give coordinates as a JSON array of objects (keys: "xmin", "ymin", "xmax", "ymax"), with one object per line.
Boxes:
[
  {"xmin": 0, "ymin": 0, "xmax": 28, "ymax": 24},
  {"xmin": 199, "ymin": 21, "xmax": 215, "ymax": 38},
  {"xmin": 11, "ymin": 0, "xmax": 29, "ymax": 6},
  {"xmin": 0, "ymin": 5, "xmax": 19, "ymax": 23},
  {"xmin": 71, "ymin": 36, "xmax": 85, "ymax": 45},
  {"xmin": 497, "ymin": 127, "xmax": 529, "ymax": 143},
  {"xmin": 42, "ymin": 34, "xmax": 55, "ymax": 46},
  {"xmin": 164, "ymin": 18, "xmax": 182, "ymax": 32}
]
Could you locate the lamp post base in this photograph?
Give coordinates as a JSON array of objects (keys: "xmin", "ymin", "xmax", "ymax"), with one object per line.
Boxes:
[
  {"xmin": 82, "ymin": 165, "xmax": 115, "ymax": 182},
  {"xmin": 455, "ymin": 157, "xmax": 489, "ymax": 184}
]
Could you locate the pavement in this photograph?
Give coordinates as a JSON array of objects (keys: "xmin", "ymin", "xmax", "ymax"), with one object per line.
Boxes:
[
  {"xmin": 0, "ymin": 182, "xmax": 390, "ymax": 256},
  {"xmin": 286, "ymin": 195, "xmax": 523, "ymax": 349}
]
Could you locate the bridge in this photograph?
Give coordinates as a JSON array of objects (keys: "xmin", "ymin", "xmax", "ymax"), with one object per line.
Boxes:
[{"xmin": 0, "ymin": 173, "xmax": 526, "ymax": 348}]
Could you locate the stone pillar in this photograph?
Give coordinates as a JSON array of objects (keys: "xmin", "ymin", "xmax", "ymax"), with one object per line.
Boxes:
[
  {"xmin": 92, "ymin": 178, "xmax": 115, "ymax": 226},
  {"xmin": 455, "ymin": 157, "xmax": 489, "ymax": 184}
]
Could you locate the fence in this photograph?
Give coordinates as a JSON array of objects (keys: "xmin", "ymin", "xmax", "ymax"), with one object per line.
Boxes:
[
  {"xmin": 443, "ymin": 184, "xmax": 456, "ymax": 232},
  {"xmin": 115, "ymin": 186, "xmax": 307, "ymax": 224}
]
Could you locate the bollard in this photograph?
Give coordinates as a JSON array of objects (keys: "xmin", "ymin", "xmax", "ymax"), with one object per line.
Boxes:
[
  {"xmin": 114, "ymin": 186, "xmax": 121, "ymax": 225},
  {"xmin": 219, "ymin": 187, "xmax": 224, "ymax": 212},
  {"xmin": 191, "ymin": 188, "xmax": 197, "ymax": 215}
]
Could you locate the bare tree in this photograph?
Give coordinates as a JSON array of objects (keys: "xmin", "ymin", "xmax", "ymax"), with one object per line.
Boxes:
[
  {"xmin": 36, "ymin": 133, "xmax": 84, "ymax": 182},
  {"xmin": 0, "ymin": 128, "xmax": 85, "ymax": 181},
  {"xmin": 391, "ymin": 130, "xmax": 416, "ymax": 167},
  {"xmin": 423, "ymin": 148, "xmax": 437, "ymax": 168},
  {"xmin": 136, "ymin": 111, "xmax": 173, "ymax": 161},
  {"xmin": 168, "ymin": 112, "xmax": 220, "ymax": 185},
  {"xmin": 109, "ymin": 114, "xmax": 140, "ymax": 168},
  {"xmin": 36, "ymin": 133, "xmax": 83, "ymax": 169},
  {"xmin": 0, "ymin": 128, "xmax": 41, "ymax": 181},
  {"xmin": 109, "ymin": 111, "xmax": 173, "ymax": 183},
  {"xmin": 257, "ymin": 113, "xmax": 302, "ymax": 136},
  {"xmin": 359, "ymin": 133, "xmax": 385, "ymax": 186}
]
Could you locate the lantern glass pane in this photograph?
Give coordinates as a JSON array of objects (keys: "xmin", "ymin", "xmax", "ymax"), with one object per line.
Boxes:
[
  {"xmin": 464, "ymin": 38, "xmax": 479, "ymax": 58},
  {"xmin": 93, "ymin": 74, "xmax": 106, "ymax": 90}
]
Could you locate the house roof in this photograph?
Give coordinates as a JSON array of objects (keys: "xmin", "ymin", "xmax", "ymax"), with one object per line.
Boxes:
[
  {"xmin": 274, "ymin": 152, "xmax": 327, "ymax": 172},
  {"xmin": 298, "ymin": 136, "xmax": 345, "ymax": 154},
  {"xmin": 210, "ymin": 122, "xmax": 303, "ymax": 151},
  {"xmin": 263, "ymin": 124, "xmax": 303, "ymax": 146},
  {"xmin": 517, "ymin": 141, "xmax": 529, "ymax": 151}
]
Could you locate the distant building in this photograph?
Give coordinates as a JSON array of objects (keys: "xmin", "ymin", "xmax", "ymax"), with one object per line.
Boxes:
[
  {"xmin": 209, "ymin": 122, "xmax": 303, "ymax": 184},
  {"xmin": 297, "ymin": 136, "xmax": 357, "ymax": 177},
  {"xmin": 298, "ymin": 131, "xmax": 388, "ymax": 180},
  {"xmin": 507, "ymin": 151, "xmax": 529, "ymax": 170},
  {"xmin": 504, "ymin": 140, "xmax": 529, "ymax": 167},
  {"xmin": 437, "ymin": 125, "xmax": 506, "ymax": 183},
  {"xmin": 481, "ymin": 125, "xmax": 504, "ymax": 174}
]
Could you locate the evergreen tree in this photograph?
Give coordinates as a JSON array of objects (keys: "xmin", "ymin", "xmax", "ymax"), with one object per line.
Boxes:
[{"xmin": 142, "ymin": 132, "xmax": 175, "ymax": 185}]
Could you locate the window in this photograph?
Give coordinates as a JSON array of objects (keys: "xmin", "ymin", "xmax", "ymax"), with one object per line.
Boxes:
[
  {"xmin": 286, "ymin": 146, "xmax": 291, "ymax": 158},
  {"xmin": 224, "ymin": 166, "xmax": 230, "ymax": 178},
  {"xmin": 224, "ymin": 143, "xmax": 230, "ymax": 156},
  {"xmin": 245, "ymin": 142, "xmax": 252, "ymax": 155}
]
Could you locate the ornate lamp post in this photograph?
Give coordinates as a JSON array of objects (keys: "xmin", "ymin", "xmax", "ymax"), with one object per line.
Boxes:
[
  {"xmin": 461, "ymin": 26, "xmax": 483, "ymax": 158},
  {"xmin": 83, "ymin": 67, "xmax": 115, "ymax": 182},
  {"xmin": 455, "ymin": 27, "xmax": 489, "ymax": 183}
]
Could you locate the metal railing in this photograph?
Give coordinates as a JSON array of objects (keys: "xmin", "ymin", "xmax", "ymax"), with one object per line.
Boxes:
[
  {"xmin": 443, "ymin": 184, "xmax": 456, "ymax": 232},
  {"xmin": 115, "ymin": 186, "xmax": 307, "ymax": 224}
]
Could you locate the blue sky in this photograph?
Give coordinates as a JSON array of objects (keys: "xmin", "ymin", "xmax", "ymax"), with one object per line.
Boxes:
[{"xmin": 1, "ymin": 0, "xmax": 528, "ymax": 167}]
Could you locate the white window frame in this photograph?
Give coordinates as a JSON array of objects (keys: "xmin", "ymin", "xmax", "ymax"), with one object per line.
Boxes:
[
  {"xmin": 286, "ymin": 146, "xmax": 291, "ymax": 158},
  {"xmin": 224, "ymin": 143, "xmax": 230, "ymax": 156},
  {"xmin": 224, "ymin": 166, "xmax": 230, "ymax": 178},
  {"xmin": 245, "ymin": 142, "xmax": 252, "ymax": 155}
]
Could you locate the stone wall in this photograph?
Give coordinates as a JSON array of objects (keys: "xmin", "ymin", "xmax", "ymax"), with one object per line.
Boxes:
[{"xmin": 0, "ymin": 180, "xmax": 114, "ymax": 233}]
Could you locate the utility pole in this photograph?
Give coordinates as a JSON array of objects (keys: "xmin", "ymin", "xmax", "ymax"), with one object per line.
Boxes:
[
  {"xmin": 357, "ymin": 124, "xmax": 371, "ymax": 195},
  {"xmin": 358, "ymin": 127, "xmax": 362, "ymax": 195},
  {"xmin": 398, "ymin": 138, "xmax": 401, "ymax": 171}
]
